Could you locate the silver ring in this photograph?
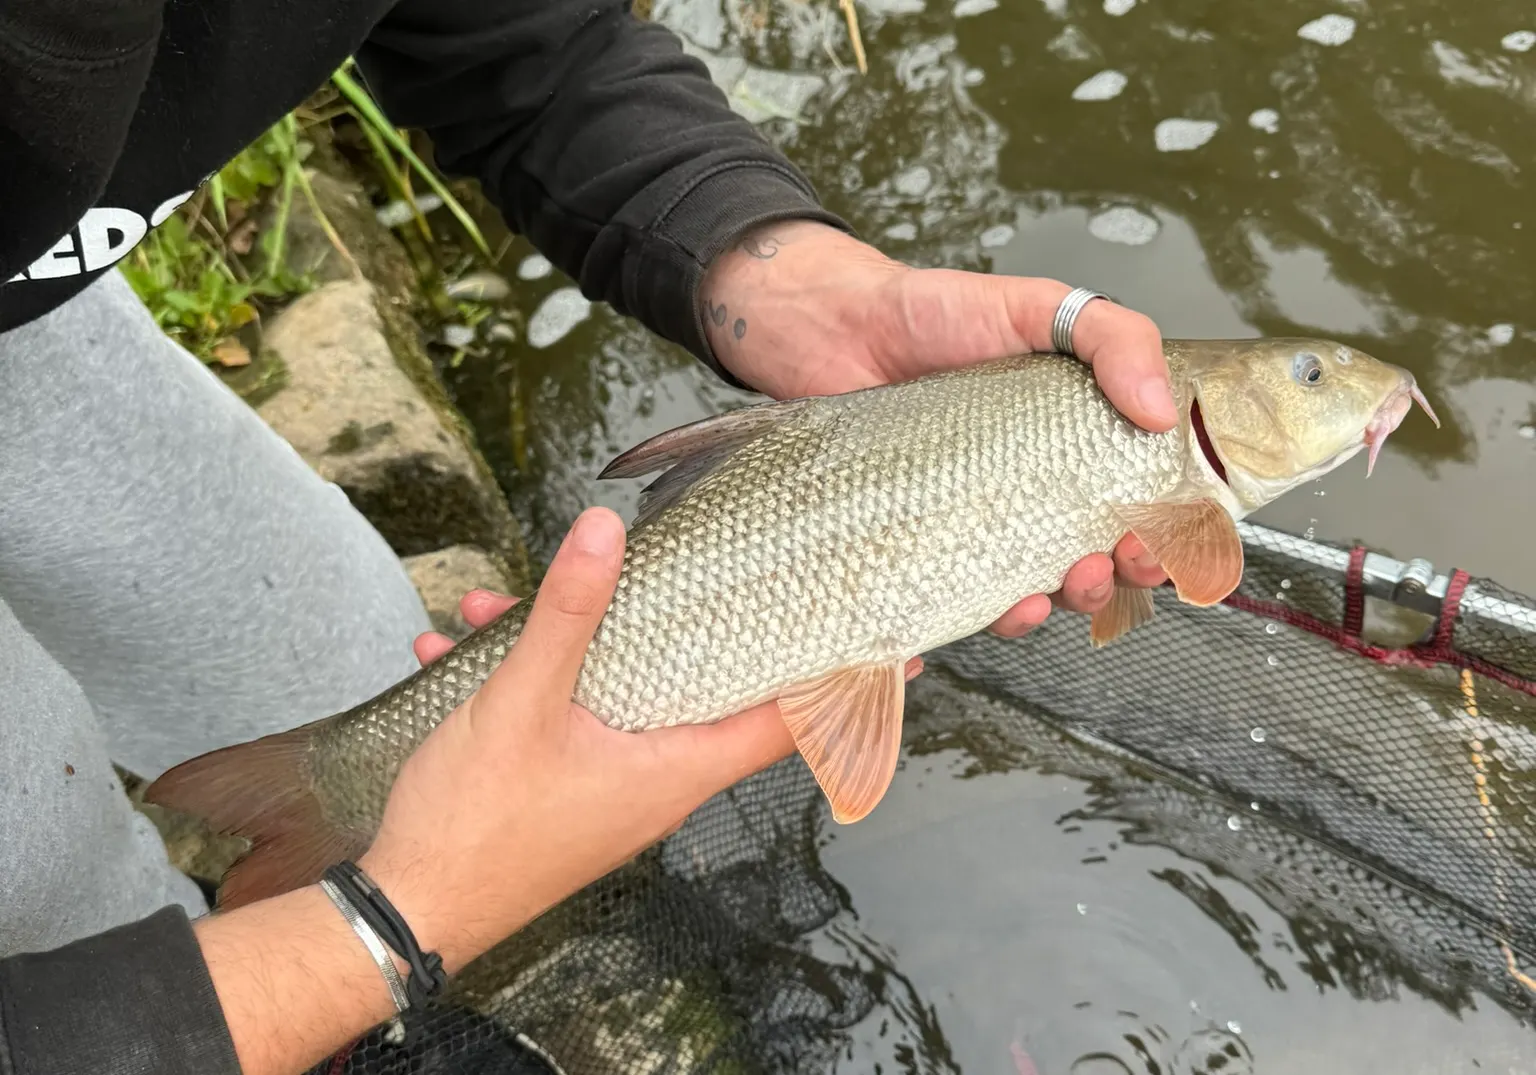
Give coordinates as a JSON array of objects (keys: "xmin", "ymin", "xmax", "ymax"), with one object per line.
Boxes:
[{"xmin": 1051, "ymin": 287, "xmax": 1113, "ymax": 356}]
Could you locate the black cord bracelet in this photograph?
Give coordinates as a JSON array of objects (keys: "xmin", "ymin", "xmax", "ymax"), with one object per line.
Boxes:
[{"xmin": 322, "ymin": 861, "xmax": 447, "ymax": 1010}]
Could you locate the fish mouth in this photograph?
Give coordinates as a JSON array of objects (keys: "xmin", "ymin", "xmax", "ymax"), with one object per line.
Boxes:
[
  {"xmin": 1191, "ymin": 399, "xmax": 1229, "ymax": 485},
  {"xmin": 1364, "ymin": 376, "xmax": 1440, "ymax": 476}
]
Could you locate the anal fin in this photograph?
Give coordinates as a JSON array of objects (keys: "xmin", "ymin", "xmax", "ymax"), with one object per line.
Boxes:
[
  {"xmin": 1090, "ymin": 582, "xmax": 1157, "ymax": 646},
  {"xmin": 779, "ymin": 661, "xmax": 907, "ymax": 824},
  {"xmin": 144, "ymin": 721, "xmax": 369, "ymax": 911},
  {"xmin": 1110, "ymin": 498, "xmax": 1244, "ymax": 607}
]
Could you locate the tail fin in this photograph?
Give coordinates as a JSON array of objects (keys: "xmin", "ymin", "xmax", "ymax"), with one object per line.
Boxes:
[{"xmin": 145, "ymin": 720, "xmax": 370, "ymax": 911}]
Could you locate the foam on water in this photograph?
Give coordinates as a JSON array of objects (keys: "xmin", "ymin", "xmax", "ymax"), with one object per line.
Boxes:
[
  {"xmin": 527, "ymin": 287, "xmax": 593, "ymax": 349},
  {"xmin": 1248, "ymin": 108, "xmax": 1280, "ymax": 133},
  {"xmin": 1071, "ymin": 70, "xmax": 1128, "ymax": 101},
  {"xmin": 1297, "ymin": 14, "xmax": 1356, "ymax": 46},
  {"xmin": 1087, "ymin": 205, "xmax": 1159, "ymax": 245},
  {"xmin": 1154, "ymin": 118, "xmax": 1219, "ymax": 151}
]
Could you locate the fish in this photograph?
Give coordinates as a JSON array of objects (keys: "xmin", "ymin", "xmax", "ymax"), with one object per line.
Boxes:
[{"xmin": 146, "ymin": 337, "xmax": 1438, "ymax": 909}]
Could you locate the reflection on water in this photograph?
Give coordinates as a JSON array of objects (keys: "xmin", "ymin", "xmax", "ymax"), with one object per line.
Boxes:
[{"xmin": 426, "ymin": 0, "xmax": 1536, "ymax": 1068}]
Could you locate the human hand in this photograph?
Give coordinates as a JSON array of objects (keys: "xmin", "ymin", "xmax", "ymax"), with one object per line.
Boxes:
[
  {"xmin": 699, "ymin": 220, "xmax": 1172, "ymax": 636},
  {"xmin": 355, "ymin": 508, "xmax": 857, "ymax": 974}
]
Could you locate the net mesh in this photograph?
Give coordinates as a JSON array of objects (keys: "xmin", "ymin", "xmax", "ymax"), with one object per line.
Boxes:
[{"xmin": 307, "ymin": 526, "xmax": 1536, "ymax": 1075}]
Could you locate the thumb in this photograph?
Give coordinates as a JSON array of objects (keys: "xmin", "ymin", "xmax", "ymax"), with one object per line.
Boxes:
[
  {"xmin": 650, "ymin": 701, "xmax": 798, "ymax": 802},
  {"xmin": 1061, "ymin": 292, "xmax": 1177, "ymax": 433},
  {"xmin": 491, "ymin": 507, "xmax": 626, "ymax": 709}
]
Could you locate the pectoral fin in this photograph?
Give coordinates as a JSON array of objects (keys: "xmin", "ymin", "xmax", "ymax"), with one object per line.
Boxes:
[
  {"xmin": 779, "ymin": 661, "xmax": 906, "ymax": 824},
  {"xmin": 1111, "ymin": 498, "xmax": 1244, "ymax": 607},
  {"xmin": 1090, "ymin": 582, "xmax": 1157, "ymax": 646}
]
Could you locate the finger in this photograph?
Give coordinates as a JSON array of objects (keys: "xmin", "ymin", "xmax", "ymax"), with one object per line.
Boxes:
[
  {"xmin": 653, "ymin": 701, "xmax": 798, "ymax": 799},
  {"xmin": 647, "ymin": 658, "xmax": 925, "ymax": 802},
  {"xmin": 1112, "ymin": 533, "xmax": 1168, "ymax": 589},
  {"xmin": 413, "ymin": 631, "xmax": 456, "ymax": 666},
  {"xmin": 460, "ymin": 589, "xmax": 519, "ymax": 630},
  {"xmin": 1051, "ymin": 553, "xmax": 1117, "ymax": 615},
  {"xmin": 987, "ymin": 593, "xmax": 1053, "ymax": 638},
  {"xmin": 493, "ymin": 507, "xmax": 625, "ymax": 703},
  {"xmin": 1067, "ymin": 294, "xmax": 1177, "ymax": 433}
]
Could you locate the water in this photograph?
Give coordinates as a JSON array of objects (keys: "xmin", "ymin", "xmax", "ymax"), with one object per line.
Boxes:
[
  {"xmin": 421, "ymin": 0, "xmax": 1536, "ymax": 1067},
  {"xmin": 439, "ymin": 0, "xmax": 1536, "ymax": 598}
]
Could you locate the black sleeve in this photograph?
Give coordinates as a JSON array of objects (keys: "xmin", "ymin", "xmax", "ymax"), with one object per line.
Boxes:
[
  {"xmin": 353, "ymin": 0, "xmax": 854, "ymax": 381},
  {"xmin": 0, "ymin": 0, "xmax": 164, "ymax": 283},
  {"xmin": 0, "ymin": 905, "xmax": 240, "ymax": 1075}
]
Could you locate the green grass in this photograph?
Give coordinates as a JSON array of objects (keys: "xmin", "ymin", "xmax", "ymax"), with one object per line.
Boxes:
[{"xmin": 120, "ymin": 62, "xmax": 490, "ymax": 365}]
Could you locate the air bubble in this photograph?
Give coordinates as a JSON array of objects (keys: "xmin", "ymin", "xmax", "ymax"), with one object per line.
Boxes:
[
  {"xmin": 1250, "ymin": 727, "xmax": 1267, "ymax": 743},
  {"xmin": 1227, "ymin": 1020, "xmax": 1243, "ymax": 1035},
  {"xmin": 1227, "ymin": 816, "xmax": 1243, "ymax": 831},
  {"xmin": 1264, "ymin": 622, "xmax": 1279, "ymax": 635},
  {"xmin": 1280, "ymin": 578, "xmax": 1292, "ymax": 590},
  {"xmin": 1250, "ymin": 801, "xmax": 1261, "ymax": 811},
  {"xmin": 1266, "ymin": 655, "xmax": 1280, "ymax": 667},
  {"xmin": 1076, "ymin": 902, "xmax": 1088, "ymax": 915}
]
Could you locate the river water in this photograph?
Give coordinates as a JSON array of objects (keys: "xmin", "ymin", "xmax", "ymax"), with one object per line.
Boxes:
[{"xmin": 429, "ymin": 0, "xmax": 1536, "ymax": 1070}]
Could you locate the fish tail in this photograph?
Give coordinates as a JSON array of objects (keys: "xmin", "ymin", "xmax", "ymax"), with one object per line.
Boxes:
[{"xmin": 145, "ymin": 715, "xmax": 369, "ymax": 911}]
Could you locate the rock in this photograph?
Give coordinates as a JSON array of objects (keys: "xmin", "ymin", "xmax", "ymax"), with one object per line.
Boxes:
[
  {"xmin": 250, "ymin": 149, "xmax": 534, "ymax": 593},
  {"xmin": 403, "ymin": 544, "xmax": 516, "ymax": 639},
  {"xmin": 257, "ymin": 280, "xmax": 529, "ymax": 590},
  {"xmin": 118, "ymin": 767, "xmax": 246, "ymax": 889}
]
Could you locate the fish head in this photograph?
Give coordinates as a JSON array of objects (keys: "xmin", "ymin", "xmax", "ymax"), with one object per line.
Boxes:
[{"xmin": 1183, "ymin": 338, "xmax": 1439, "ymax": 512}]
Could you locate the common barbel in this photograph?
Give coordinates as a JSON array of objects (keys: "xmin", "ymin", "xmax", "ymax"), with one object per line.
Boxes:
[{"xmin": 147, "ymin": 338, "xmax": 1438, "ymax": 909}]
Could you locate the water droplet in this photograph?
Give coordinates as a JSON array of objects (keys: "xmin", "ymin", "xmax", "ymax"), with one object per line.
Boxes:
[
  {"xmin": 1266, "ymin": 655, "xmax": 1280, "ymax": 667},
  {"xmin": 1227, "ymin": 1019, "xmax": 1243, "ymax": 1035},
  {"xmin": 1250, "ymin": 801, "xmax": 1261, "ymax": 811},
  {"xmin": 1304, "ymin": 525, "xmax": 1317, "ymax": 541},
  {"xmin": 1076, "ymin": 902, "xmax": 1088, "ymax": 915},
  {"xmin": 1280, "ymin": 578, "xmax": 1292, "ymax": 590},
  {"xmin": 1264, "ymin": 622, "xmax": 1279, "ymax": 635},
  {"xmin": 1227, "ymin": 816, "xmax": 1243, "ymax": 831},
  {"xmin": 1519, "ymin": 424, "xmax": 1536, "ymax": 440},
  {"xmin": 1250, "ymin": 727, "xmax": 1267, "ymax": 743},
  {"xmin": 1314, "ymin": 488, "xmax": 1327, "ymax": 496}
]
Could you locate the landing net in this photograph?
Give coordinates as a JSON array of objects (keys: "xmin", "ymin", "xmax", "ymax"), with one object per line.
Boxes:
[{"xmin": 309, "ymin": 522, "xmax": 1536, "ymax": 1074}]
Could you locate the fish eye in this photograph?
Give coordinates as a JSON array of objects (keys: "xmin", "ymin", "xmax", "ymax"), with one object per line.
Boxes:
[{"xmin": 1293, "ymin": 352, "xmax": 1324, "ymax": 385}]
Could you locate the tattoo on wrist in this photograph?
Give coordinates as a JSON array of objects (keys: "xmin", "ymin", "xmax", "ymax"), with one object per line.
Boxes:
[
  {"xmin": 735, "ymin": 235, "xmax": 781, "ymax": 260},
  {"xmin": 703, "ymin": 297, "xmax": 748, "ymax": 344}
]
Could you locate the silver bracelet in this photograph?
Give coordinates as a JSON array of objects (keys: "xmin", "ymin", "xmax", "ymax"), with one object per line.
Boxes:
[{"xmin": 321, "ymin": 876, "xmax": 410, "ymax": 1014}]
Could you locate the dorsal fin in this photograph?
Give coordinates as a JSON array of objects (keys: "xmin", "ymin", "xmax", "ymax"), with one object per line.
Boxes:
[{"xmin": 598, "ymin": 396, "xmax": 815, "ymax": 526}]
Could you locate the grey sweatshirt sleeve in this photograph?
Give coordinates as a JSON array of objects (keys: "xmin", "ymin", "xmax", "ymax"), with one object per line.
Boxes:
[
  {"xmin": 354, "ymin": 0, "xmax": 854, "ymax": 382},
  {"xmin": 0, "ymin": 906, "xmax": 240, "ymax": 1075}
]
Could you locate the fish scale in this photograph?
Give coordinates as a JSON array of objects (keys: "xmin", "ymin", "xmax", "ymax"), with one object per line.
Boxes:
[{"xmin": 145, "ymin": 339, "xmax": 1433, "ymax": 907}]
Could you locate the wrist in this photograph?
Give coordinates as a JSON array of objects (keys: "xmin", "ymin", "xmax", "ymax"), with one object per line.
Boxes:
[
  {"xmin": 356, "ymin": 847, "xmax": 527, "ymax": 977},
  {"xmin": 699, "ymin": 219, "xmax": 907, "ymax": 398}
]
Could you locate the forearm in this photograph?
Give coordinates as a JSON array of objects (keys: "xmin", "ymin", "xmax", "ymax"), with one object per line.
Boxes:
[
  {"xmin": 355, "ymin": 0, "xmax": 851, "ymax": 370},
  {"xmin": 193, "ymin": 885, "xmax": 403, "ymax": 1075}
]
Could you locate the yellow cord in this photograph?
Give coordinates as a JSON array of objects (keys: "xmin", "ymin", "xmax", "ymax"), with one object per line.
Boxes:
[{"xmin": 1460, "ymin": 667, "xmax": 1536, "ymax": 994}]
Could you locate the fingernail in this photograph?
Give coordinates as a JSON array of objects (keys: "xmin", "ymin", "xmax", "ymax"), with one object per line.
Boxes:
[
  {"xmin": 1086, "ymin": 579, "xmax": 1113, "ymax": 602},
  {"xmin": 1133, "ymin": 550, "xmax": 1161, "ymax": 570},
  {"xmin": 1138, "ymin": 377, "xmax": 1178, "ymax": 426},
  {"xmin": 569, "ymin": 508, "xmax": 622, "ymax": 557}
]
